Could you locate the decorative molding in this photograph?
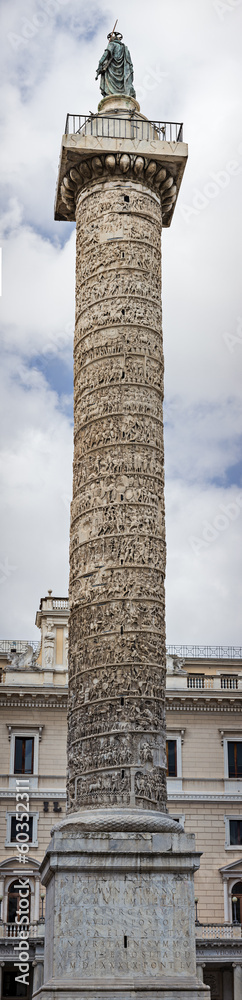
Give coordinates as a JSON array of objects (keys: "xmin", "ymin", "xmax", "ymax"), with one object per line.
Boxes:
[
  {"xmin": 168, "ymin": 793, "xmax": 242, "ymax": 802},
  {"xmin": 6, "ymin": 724, "xmax": 44, "ymax": 740},
  {"xmin": 167, "ymin": 727, "xmax": 186, "ymax": 745},
  {"xmin": 0, "ymin": 790, "xmax": 66, "ymax": 800},
  {"xmin": 196, "ymin": 941, "xmax": 242, "ymax": 957},
  {"xmin": 0, "ymin": 696, "xmax": 67, "ymax": 709},
  {"xmin": 60, "ymin": 154, "xmax": 177, "ymax": 224},
  {"xmin": 166, "ymin": 696, "xmax": 242, "ymax": 713}
]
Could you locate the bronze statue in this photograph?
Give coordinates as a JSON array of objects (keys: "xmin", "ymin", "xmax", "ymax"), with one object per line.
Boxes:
[{"xmin": 96, "ymin": 31, "xmax": 136, "ymax": 99}]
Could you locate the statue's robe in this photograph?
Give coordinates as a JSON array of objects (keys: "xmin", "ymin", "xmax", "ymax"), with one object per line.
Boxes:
[{"xmin": 96, "ymin": 40, "xmax": 136, "ymax": 98}]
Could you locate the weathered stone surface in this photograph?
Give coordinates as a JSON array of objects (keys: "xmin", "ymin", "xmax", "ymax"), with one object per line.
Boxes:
[
  {"xmin": 68, "ymin": 177, "xmax": 167, "ymax": 813},
  {"xmin": 34, "ymin": 91, "xmax": 208, "ymax": 1000},
  {"xmin": 34, "ymin": 816, "xmax": 209, "ymax": 1000}
]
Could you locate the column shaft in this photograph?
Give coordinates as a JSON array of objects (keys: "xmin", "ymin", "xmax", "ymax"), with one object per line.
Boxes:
[{"xmin": 68, "ymin": 178, "xmax": 166, "ymax": 812}]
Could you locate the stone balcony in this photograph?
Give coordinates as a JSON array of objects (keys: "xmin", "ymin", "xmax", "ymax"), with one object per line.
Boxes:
[
  {"xmin": 0, "ymin": 920, "xmax": 45, "ymax": 939},
  {"xmin": 196, "ymin": 923, "xmax": 242, "ymax": 940}
]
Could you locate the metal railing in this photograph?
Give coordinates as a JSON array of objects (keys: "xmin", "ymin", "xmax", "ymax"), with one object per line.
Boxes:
[
  {"xmin": 196, "ymin": 923, "xmax": 242, "ymax": 940},
  {"xmin": 1, "ymin": 640, "xmax": 241, "ymax": 661},
  {"xmin": 167, "ymin": 645, "xmax": 242, "ymax": 660},
  {"xmin": 65, "ymin": 114, "xmax": 183, "ymax": 143},
  {"xmin": 0, "ymin": 639, "xmax": 40, "ymax": 655}
]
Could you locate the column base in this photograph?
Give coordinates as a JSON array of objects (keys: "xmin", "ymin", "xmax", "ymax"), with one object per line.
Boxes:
[
  {"xmin": 34, "ymin": 974, "xmax": 209, "ymax": 999},
  {"xmin": 33, "ymin": 810, "xmax": 210, "ymax": 1000}
]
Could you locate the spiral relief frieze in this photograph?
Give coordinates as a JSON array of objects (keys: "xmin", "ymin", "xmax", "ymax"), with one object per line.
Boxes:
[{"xmin": 68, "ymin": 175, "xmax": 167, "ymax": 813}]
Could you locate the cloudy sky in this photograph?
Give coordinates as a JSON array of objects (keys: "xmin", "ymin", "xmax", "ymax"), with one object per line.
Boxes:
[{"xmin": 0, "ymin": 0, "xmax": 242, "ymax": 645}]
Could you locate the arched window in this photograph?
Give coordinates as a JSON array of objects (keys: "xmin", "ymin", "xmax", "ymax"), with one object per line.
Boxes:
[
  {"xmin": 7, "ymin": 881, "xmax": 19, "ymax": 925},
  {"xmin": 231, "ymin": 880, "xmax": 242, "ymax": 924},
  {"xmin": 7, "ymin": 879, "xmax": 30, "ymax": 932}
]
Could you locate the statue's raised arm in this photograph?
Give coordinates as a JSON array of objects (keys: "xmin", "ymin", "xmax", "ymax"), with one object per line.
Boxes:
[{"xmin": 96, "ymin": 31, "xmax": 136, "ymax": 99}]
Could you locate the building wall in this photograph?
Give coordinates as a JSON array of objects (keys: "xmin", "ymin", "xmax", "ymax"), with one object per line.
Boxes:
[{"xmin": 1, "ymin": 607, "xmax": 242, "ymax": 999}]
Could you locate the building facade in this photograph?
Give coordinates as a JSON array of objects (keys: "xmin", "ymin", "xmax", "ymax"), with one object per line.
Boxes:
[{"xmin": 0, "ymin": 596, "xmax": 241, "ymax": 999}]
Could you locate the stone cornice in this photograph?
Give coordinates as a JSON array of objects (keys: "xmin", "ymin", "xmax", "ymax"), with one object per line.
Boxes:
[
  {"xmin": 1, "ymin": 690, "xmax": 242, "ymax": 713},
  {"xmin": 168, "ymin": 793, "xmax": 242, "ymax": 801},
  {"xmin": 0, "ymin": 691, "xmax": 68, "ymax": 709},
  {"xmin": 166, "ymin": 694, "xmax": 242, "ymax": 712},
  {"xmin": 196, "ymin": 939, "xmax": 242, "ymax": 960},
  {"xmin": 59, "ymin": 153, "xmax": 177, "ymax": 225},
  {"xmin": 0, "ymin": 789, "xmax": 66, "ymax": 799}
]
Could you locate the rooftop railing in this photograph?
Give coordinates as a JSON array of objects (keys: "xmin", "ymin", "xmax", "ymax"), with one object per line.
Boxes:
[
  {"xmin": 1, "ymin": 640, "xmax": 241, "ymax": 661},
  {"xmin": 65, "ymin": 113, "xmax": 183, "ymax": 144},
  {"xmin": 167, "ymin": 645, "xmax": 242, "ymax": 660},
  {"xmin": 0, "ymin": 639, "xmax": 40, "ymax": 655}
]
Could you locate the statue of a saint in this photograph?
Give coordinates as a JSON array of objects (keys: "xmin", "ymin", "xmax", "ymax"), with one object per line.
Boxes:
[{"xmin": 96, "ymin": 31, "xmax": 136, "ymax": 99}]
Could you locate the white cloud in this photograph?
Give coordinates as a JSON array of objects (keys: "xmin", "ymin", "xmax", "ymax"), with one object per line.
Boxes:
[
  {"xmin": 1, "ymin": 221, "xmax": 75, "ymax": 356},
  {"xmin": 0, "ymin": 356, "xmax": 72, "ymax": 637},
  {"xmin": 0, "ymin": 0, "xmax": 242, "ymax": 642},
  {"xmin": 165, "ymin": 479, "xmax": 242, "ymax": 644}
]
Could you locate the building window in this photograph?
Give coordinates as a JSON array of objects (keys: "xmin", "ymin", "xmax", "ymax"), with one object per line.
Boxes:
[
  {"xmin": 169, "ymin": 814, "xmax": 185, "ymax": 828},
  {"xmin": 228, "ymin": 741, "xmax": 242, "ymax": 778},
  {"xmin": 221, "ymin": 675, "xmax": 238, "ymax": 690},
  {"xmin": 231, "ymin": 881, "xmax": 242, "ymax": 924},
  {"xmin": 229, "ymin": 820, "xmax": 242, "ymax": 846},
  {"xmin": 7, "ymin": 879, "xmax": 30, "ymax": 926},
  {"xmin": 5, "ymin": 811, "xmax": 38, "ymax": 848},
  {"xmin": 166, "ymin": 740, "xmax": 177, "ymax": 777},
  {"xmin": 10, "ymin": 815, "xmax": 33, "ymax": 842},
  {"xmin": 8, "ymin": 727, "xmax": 43, "ymax": 789},
  {"xmin": 187, "ymin": 674, "xmax": 204, "ymax": 689},
  {"xmin": 14, "ymin": 736, "xmax": 34, "ymax": 774}
]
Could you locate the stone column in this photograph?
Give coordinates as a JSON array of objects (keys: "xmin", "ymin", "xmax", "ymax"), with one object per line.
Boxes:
[
  {"xmin": 34, "ymin": 878, "xmax": 40, "ymax": 922},
  {"xmin": 196, "ymin": 963, "xmax": 205, "ymax": 981},
  {"xmin": 222, "ymin": 967, "xmax": 233, "ymax": 1000},
  {"xmin": 233, "ymin": 963, "xmax": 242, "ymax": 1000},
  {"xmin": 32, "ymin": 958, "xmax": 44, "ymax": 992},
  {"xmin": 0, "ymin": 963, "xmax": 4, "ymax": 996},
  {"xmin": 68, "ymin": 155, "xmax": 167, "ymax": 813},
  {"xmin": 34, "ymin": 71, "xmax": 209, "ymax": 1000}
]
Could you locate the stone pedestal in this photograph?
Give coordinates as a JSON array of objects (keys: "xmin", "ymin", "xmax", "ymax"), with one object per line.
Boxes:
[{"xmin": 33, "ymin": 810, "xmax": 209, "ymax": 1000}]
